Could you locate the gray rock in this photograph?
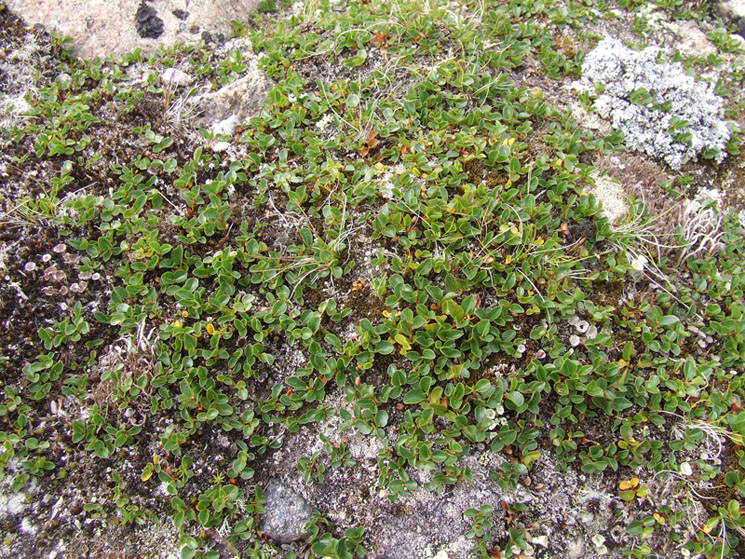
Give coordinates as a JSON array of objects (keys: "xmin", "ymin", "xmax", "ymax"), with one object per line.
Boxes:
[
  {"xmin": 718, "ymin": 1, "xmax": 745, "ymax": 37},
  {"xmin": 260, "ymin": 479, "xmax": 313, "ymax": 544},
  {"xmin": 193, "ymin": 61, "xmax": 272, "ymax": 128},
  {"xmin": 4, "ymin": 0, "xmax": 262, "ymax": 59},
  {"xmin": 211, "ymin": 115, "xmax": 240, "ymax": 137},
  {"xmin": 718, "ymin": 0, "xmax": 745, "ymax": 20},
  {"xmin": 160, "ymin": 67, "xmax": 193, "ymax": 88}
]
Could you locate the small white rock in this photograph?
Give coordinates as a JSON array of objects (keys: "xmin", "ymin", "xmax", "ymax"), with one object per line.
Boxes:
[
  {"xmin": 680, "ymin": 462, "xmax": 693, "ymax": 476},
  {"xmin": 212, "ymin": 114, "xmax": 239, "ymax": 137},
  {"xmin": 212, "ymin": 141, "xmax": 231, "ymax": 152},
  {"xmin": 160, "ymin": 68, "xmax": 193, "ymax": 87},
  {"xmin": 569, "ymin": 334, "xmax": 581, "ymax": 347},
  {"xmin": 532, "ymin": 535, "xmax": 549, "ymax": 547}
]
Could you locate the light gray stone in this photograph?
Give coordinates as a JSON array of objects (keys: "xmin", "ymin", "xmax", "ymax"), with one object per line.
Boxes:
[
  {"xmin": 192, "ymin": 60, "xmax": 272, "ymax": 128},
  {"xmin": 160, "ymin": 67, "xmax": 193, "ymax": 88},
  {"xmin": 5, "ymin": 0, "xmax": 262, "ymax": 59},
  {"xmin": 718, "ymin": 1, "xmax": 745, "ymax": 38},
  {"xmin": 260, "ymin": 479, "xmax": 313, "ymax": 544},
  {"xmin": 667, "ymin": 21, "xmax": 717, "ymax": 57},
  {"xmin": 718, "ymin": 0, "xmax": 745, "ymax": 20},
  {"xmin": 211, "ymin": 114, "xmax": 240, "ymax": 137}
]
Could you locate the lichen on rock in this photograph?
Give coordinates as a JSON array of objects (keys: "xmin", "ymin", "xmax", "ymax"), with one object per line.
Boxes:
[{"xmin": 575, "ymin": 38, "xmax": 732, "ymax": 169}]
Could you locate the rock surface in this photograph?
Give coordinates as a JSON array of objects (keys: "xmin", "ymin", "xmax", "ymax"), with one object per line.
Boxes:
[
  {"xmin": 192, "ymin": 60, "xmax": 273, "ymax": 135},
  {"xmin": 4, "ymin": 0, "xmax": 262, "ymax": 59},
  {"xmin": 718, "ymin": 0, "xmax": 745, "ymax": 36},
  {"xmin": 260, "ymin": 479, "xmax": 313, "ymax": 544}
]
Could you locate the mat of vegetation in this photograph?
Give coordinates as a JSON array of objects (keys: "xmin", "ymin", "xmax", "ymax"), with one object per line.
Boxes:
[{"xmin": 2, "ymin": 0, "xmax": 745, "ymax": 558}]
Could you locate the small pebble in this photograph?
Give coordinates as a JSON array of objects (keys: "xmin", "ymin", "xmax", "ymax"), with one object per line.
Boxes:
[{"xmin": 160, "ymin": 67, "xmax": 193, "ymax": 87}]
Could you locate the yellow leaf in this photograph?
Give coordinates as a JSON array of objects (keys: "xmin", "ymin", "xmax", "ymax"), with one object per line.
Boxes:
[
  {"xmin": 182, "ymin": 310, "xmax": 189, "ymax": 318},
  {"xmin": 141, "ymin": 464, "xmax": 154, "ymax": 482},
  {"xmin": 206, "ymin": 322, "xmax": 217, "ymax": 336},
  {"xmin": 382, "ymin": 310, "xmax": 392, "ymax": 318},
  {"xmin": 153, "ymin": 454, "xmax": 160, "ymax": 465},
  {"xmin": 636, "ymin": 485, "xmax": 648, "ymax": 497},
  {"xmin": 654, "ymin": 513, "xmax": 666, "ymax": 525},
  {"xmin": 619, "ymin": 478, "xmax": 639, "ymax": 490},
  {"xmin": 533, "ymin": 237, "xmax": 545, "ymax": 246},
  {"xmin": 394, "ymin": 334, "xmax": 411, "ymax": 351},
  {"xmin": 505, "ymin": 254, "xmax": 513, "ymax": 265},
  {"xmin": 702, "ymin": 517, "xmax": 719, "ymax": 534},
  {"xmin": 522, "ymin": 450, "xmax": 541, "ymax": 468},
  {"xmin": 618, "ymin": 359, "xmax": 629, "ymax": 368}
]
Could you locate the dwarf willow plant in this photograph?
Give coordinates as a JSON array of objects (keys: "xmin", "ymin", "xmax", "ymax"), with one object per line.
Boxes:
[{"xmin": 2, "ymin": 0, "xmax": 745, "ymax": 558}]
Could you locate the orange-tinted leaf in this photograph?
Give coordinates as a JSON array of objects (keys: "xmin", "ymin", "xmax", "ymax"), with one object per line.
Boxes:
[
  {"xmin": 371, "ymin": 31, "xmax": 390, "ymax": 45},
  {"xmin": 367, "ymin": 128, "xmax": 380, "ymax": 147}
]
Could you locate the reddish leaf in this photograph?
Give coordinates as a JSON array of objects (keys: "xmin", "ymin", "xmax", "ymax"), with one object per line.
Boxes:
[{"xmin": 371, "ymin": 31, "xmax": 390, "ymax": 45}]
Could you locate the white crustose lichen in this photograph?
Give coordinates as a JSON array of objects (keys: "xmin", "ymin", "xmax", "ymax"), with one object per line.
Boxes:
[{"xmin": 575, "ymin": 38, "xmax": 732, "ymax": 169}]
